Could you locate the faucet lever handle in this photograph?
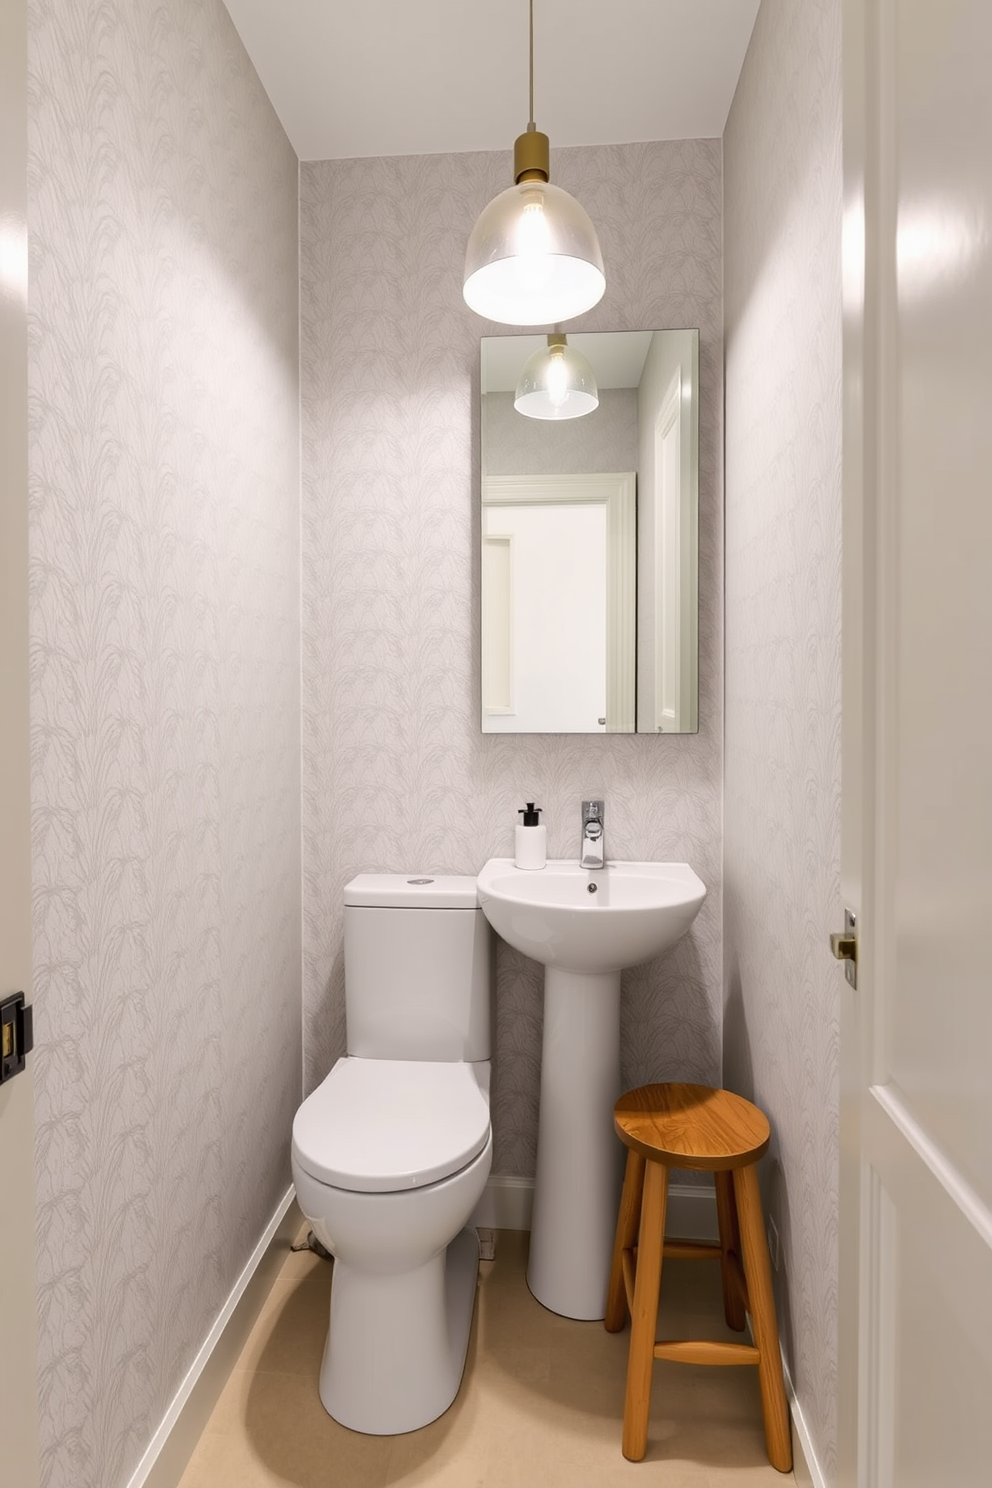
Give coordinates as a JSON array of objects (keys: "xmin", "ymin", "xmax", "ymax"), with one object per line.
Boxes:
[{"xmin": 581, "ymin": 798, "xmax": 604, "ymax": 823}]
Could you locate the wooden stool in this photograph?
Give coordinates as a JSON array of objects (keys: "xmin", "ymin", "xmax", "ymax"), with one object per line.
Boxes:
[{"xmin": 604, "ymin": 1083, "xmax": 792, "ymax": 1472}]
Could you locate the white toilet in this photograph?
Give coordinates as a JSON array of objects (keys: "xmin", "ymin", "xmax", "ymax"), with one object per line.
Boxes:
[{"xmin": 291, "ymin": 874, "xmax": 492, "ymax": 1435}]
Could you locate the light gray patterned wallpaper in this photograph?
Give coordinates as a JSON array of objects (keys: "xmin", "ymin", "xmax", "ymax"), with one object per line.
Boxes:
[
  {"xmin": 300, "ymin": 141, "xmax": 724, "ymax": 1176},
  {"xmin": 27, "ymin": 4, "xmax": 301, "ymax": 1487},
  {"xmin": 723, "ymin": 0, "xmax": 843, "ymax": 1478}
]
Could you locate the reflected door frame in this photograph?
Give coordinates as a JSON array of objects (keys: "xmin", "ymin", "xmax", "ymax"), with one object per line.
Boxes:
[{"xmin": 653, "ymin": 369, "xmax": 698, "ymax": 734}]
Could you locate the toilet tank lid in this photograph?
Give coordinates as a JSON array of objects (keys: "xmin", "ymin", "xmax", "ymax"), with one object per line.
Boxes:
[{"xmin": 344, "ymin": 874, "xmax": 479, "ymax": 909}]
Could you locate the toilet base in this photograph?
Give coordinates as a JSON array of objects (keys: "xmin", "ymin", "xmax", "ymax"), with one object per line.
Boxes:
[{"xmin": 319, "ymin": 1226, "xmax": 481, "ymax": 1434}]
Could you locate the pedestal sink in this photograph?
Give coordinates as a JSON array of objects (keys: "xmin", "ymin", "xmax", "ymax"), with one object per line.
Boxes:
[{"xmin": 477, "ymin": 858, "xmax": 706, "ymax": 1321}]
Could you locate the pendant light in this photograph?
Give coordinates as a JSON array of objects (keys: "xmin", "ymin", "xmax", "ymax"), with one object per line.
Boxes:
[
  {"xmin": 514, "ymin": 333, "xmax": 599, "ymax": 420},
  {"xmin": 463, "ymin": 0, "xmax": 606, "ymax": 326}
]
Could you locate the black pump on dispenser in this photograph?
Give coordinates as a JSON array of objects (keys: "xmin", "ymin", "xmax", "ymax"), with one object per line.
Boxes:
[{"xmin": 515, "ymin": 802, "xmax": 547, "ymax": 870}]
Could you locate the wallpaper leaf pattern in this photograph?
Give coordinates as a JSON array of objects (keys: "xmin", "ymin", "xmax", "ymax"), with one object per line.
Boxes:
[
  {"xmin": 27, "ymin": 3, "xmax": 301, "ymax": 1486},
  {"xmin": 300, "ymin": 141, "xmax": 725, "ymax": 1176},
  {"xmin": 723, "ymin": 0, "xmax": 843, "ymax": 1477},
  {"xmin": 22, "ymin": 4, "xmax": 842, "ymax": 1477}
]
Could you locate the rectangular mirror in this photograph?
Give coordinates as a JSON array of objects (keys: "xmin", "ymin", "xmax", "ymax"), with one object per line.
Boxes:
[{"xmin": 480, "ymin": 329, "xmax": 699, "ymax": 734}]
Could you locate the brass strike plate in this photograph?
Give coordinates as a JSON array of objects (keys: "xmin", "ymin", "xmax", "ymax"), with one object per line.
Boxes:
[{"xmin": 830, "ymin": 909, "xmax": 858, "ymax": 989}]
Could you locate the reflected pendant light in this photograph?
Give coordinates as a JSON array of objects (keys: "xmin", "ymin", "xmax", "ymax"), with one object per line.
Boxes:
[
  {"xmin": 514, "ymin": 332, "xmax": 599, "ymax": 420},
  {"xmin": 463, "ymin": 0, "xmax": 606, "ymax": 326}
]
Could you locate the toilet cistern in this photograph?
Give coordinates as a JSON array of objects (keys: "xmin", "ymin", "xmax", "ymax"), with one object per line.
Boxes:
[
  {"xmin": 290, "ymin": 873, "xmax": 493, "ymax": 1436},
  {"xmin": 580, "ymin": 798, "xmax": 605, "ymax": 869}
]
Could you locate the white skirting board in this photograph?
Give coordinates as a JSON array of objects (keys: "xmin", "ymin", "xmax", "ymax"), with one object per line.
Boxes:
[
  {"xmin": 122, "ymin": 1175, "xmax": 825, "ymax": 1488},
  {"xmin": 469, "ymin": 1174, "xmax": 720, "ymax": 1243},
  {"xmin": 739, "ymin": 1306, "xmax": 826, "ymax": 1488},
  {"xmin": 125, "ymin": 1186, "xmax": 300, "ymax": 1488},
  {"xmin": 782, "ymin": 1354, "xmax": 828, "ymax": 1488}
]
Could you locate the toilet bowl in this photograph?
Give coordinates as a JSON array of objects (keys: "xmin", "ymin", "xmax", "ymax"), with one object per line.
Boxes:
[
  {"xmin": 292, "ymin": 1059, "xmax": 491, "ymax": 1434},
  {"xmin": 291, "ymin": 874, "xmax": 493, "ymax": 1435}
]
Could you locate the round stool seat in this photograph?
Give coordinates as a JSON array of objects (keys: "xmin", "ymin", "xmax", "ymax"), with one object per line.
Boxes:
[{"xmin": 613, "ymin": 1082, "xmax": 770, "ymax": 1171}]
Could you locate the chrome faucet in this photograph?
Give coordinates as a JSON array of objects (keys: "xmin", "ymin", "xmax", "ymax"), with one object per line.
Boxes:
[{"xmin": 580, "ymin": 799, "xmax": 605, "ymax": 870}]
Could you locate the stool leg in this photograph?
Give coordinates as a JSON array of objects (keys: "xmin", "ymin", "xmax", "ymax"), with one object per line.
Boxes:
[
  {"xmin": 715, "ymin": 1169, "xmax": 747, "ymax": 1331},
  {"xmin": 605, "ymin": 1148, "xmax": 645, "ymax": 1332},
  {"xmin": 734, "ymin": 1164, "xmax": 792, "ymax": 1473},
  {"xmin": 622, "ymin": 1159, "xmax": 668, "ymax": 1462}
]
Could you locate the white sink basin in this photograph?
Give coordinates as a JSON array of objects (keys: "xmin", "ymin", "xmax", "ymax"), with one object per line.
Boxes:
[
  {"xmin": 476, "ymin": 858, "xmax": 706, "ymax": 973},
  {"xmin": 476, "ymin": 856, "xmax": 706, "ymax": 1322}
]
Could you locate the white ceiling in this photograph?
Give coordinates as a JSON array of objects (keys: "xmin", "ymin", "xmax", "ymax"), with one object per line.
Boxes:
[
  {"xmin": 481, "ymin": 331, "xmax": 654, "ymax": 393},
  {"xmin": 222, "ymin": 0, "xmax": 761, "ymax": 163}
]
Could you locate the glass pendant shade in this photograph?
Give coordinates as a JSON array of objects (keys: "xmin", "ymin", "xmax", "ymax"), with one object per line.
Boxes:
[
  {"xmin": 514, "ymin": 335, "xmax": 599, "ymax": 420},
  {"xmin": 464, "ymin": 178, "xmax": 606, "ymax": 325}
]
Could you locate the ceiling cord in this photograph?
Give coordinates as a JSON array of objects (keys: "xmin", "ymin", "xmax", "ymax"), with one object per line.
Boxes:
[{"xmin": 528, "ymin": 0, "xmax": 535, "ymax": 128}]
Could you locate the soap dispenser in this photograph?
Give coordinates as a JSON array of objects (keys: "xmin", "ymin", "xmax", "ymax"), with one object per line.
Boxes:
[{"xmin": 515, "ymin": 803, "xmax": 547, "ymax": 871}]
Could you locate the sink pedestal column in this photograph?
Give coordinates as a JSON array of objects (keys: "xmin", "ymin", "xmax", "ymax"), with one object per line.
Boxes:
[{"xmin": 527, "ymin": 967, "xmax": 625, "ymax": 1320}]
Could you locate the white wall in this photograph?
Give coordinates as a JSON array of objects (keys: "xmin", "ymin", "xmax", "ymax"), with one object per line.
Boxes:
[
  {"xmin": 27, "ymin": 4, "xmax": 302, "ymax": 1485},
  {"xmin": 300, "ymin": 140, "xmax": 725, "ymax": 1177},
  {"xmin": 723, "ymin": 0, "xmax": 843, "ymax": 1478}
]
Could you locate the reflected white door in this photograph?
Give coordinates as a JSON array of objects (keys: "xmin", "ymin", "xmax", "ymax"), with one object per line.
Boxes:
[
  {"xmin": 839, "ymin": 1, "xmax": 992, "ymax": 1482},
  {"xmin": 481, "ymin": 473, "xmax": 636, "ymax": 733},
  {"xmin": 0, "ymin": 2, "xmax": 40, "ymax": 1481},
  {"xmin": 483, "ymin": 500, "xmax": 608, "ymax": 732},
  {"xmin": 655, "ymin": 376, "xmax": 682, "ymax": 732}
]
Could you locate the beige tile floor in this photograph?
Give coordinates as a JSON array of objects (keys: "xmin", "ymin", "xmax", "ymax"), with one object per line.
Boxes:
[{"xmin": 178, "ymin": 1227, "xmax": 795, "ymax": 1488}]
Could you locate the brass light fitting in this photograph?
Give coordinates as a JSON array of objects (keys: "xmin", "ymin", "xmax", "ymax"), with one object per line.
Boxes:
[
  {"xmin": 463, "ymin": 0, "xmax": 605, "ymax": 326},
  {"xmin": 514, "ymin": 330, "xmax": 599, "ymax": 420}
]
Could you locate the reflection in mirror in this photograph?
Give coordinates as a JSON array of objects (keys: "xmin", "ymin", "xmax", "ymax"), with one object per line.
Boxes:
[{"xmin": 480, "ymin": 329, "xmax": 699, "ymax": 734}]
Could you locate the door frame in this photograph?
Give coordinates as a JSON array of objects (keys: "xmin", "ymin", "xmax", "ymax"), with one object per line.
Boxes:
[
  {"xmin": 0, "ymin": 0, "xmax": 40, "ymax": 1482},
  {"xmin": 836, "ymin": 3, "xmax": 870, "ymax": 1480}
]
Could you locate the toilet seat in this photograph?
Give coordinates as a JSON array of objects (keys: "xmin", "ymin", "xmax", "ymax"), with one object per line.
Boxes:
[{"xmin": 292, "ymin": 1057, "xmax": 490, "ymax": 1194}]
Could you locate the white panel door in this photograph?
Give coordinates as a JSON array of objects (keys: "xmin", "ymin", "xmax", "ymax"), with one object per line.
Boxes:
[
  {"xmin": 0, "ymin": 1, "xmax": 40, "ymax": 1481},
  {"xmin": 838, "ymin": 1, "xmax": 992, "ymax": 1482}
]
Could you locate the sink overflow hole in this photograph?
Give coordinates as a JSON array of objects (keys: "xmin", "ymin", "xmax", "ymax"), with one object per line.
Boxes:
[{"xmin": 587, "ymin": 882, "xmax": 598, "ymax": 894}]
